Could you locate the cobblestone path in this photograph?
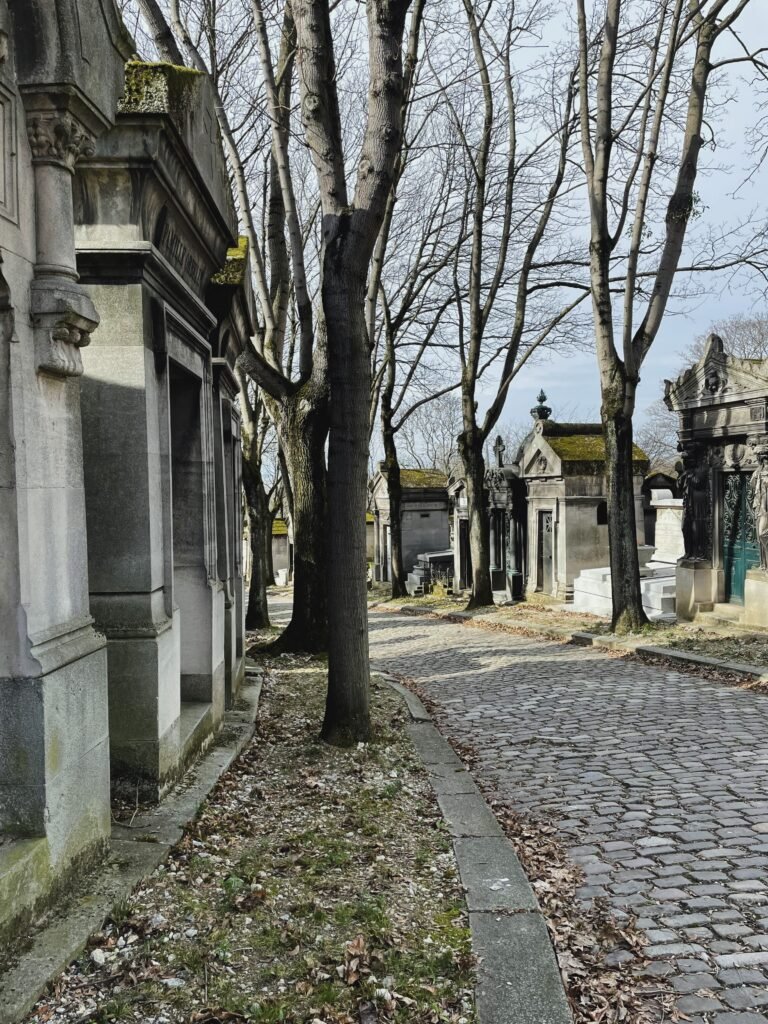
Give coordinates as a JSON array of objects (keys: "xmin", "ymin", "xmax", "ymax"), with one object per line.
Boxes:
[{"xmin": 368, "ymin": 609, "xmax": 768, "ymax": 1023}]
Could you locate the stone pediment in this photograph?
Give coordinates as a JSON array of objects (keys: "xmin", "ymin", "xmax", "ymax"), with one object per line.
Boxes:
[
  {"xmin": 369, "ymin": 471, "xmax": 388, "ymax": 503},
  {"xmin": 665, "ymin": 334, "xmax": 768, "ymax": 410},
  {"xmin": 522, "ymin": 442, "xmax": 560, "ymax": 478}
]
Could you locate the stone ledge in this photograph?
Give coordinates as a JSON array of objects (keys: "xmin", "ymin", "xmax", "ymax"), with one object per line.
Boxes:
[
  {"xmin": 634, "ymin": 645, "xmax": 768, "ymax": 680},
  {"xmin": 0, "ymin": 678, "xmax": 262, "ymax": 1024},
  {"xmin": 380, "ymin": 677, "xmax": 572, "ymax": 1024}
]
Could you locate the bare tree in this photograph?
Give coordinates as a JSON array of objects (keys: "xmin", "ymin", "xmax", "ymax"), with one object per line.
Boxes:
[
  {"xmin": 239, "ymin": 373, "xmax": 282, "ymax": 627},
  {"xmin": 683, "ymin": 311, "xmax": 768, "ymax": 363},
  {"xmin": 423, "ymin": 0, "xmax": 586, "ymax": 608},
  {"xmin": 636, "ymin": 397, "xmax": 680, "ymax": 470},
  {"xmin": 122, "ymin": 0, "xmax": 420, "ymax": 741},
  {"xmin": 574, "ymin": 0, "xmax": 766, "ymax": 631},
  {"xmin": 399, "ymin": 395, "xmax": 462, "ymax": 476},
  {"xmin": 370, "ymin": 83, "xmax": 463, "ymax": 596}
]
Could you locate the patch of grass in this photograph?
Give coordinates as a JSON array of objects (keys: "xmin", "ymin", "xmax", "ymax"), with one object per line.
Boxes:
[
  {"xmin": 28, "ymin": 660, "xmax": 475, "ymax": 1024},
  {"xmin": 662, "ymin": 627, "xmax": 768, "ymax": 667},
  {"xmin": 92, "ymin": 996, "xmax": 134, "ymax": 1022}
]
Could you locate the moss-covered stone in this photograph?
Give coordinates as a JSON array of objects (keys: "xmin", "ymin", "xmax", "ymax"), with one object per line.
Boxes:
[
  {"xmin": 211, "ymin": 236, "xmax": 249, "ymax": 287},
  {"xmin": 119, "ymin": 60, "xmax": 202, "ymax": 119},
  {"xmin": 272, "ymin": 517, "xmax": 289, "ymax": 537},
  {"xmin": 548, "ymin": 434, "xmax": 648, "ymax": 464},
  {"xmin": 399, "ymin": 468, "xmax": 448, "ymax": 488},
  {"xmin": 0, "ymin": 838, "xmax": 51, "ymax": 952}
]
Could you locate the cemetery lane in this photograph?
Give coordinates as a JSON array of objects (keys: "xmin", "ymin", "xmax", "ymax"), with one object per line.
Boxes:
[{"xmin": 369, "ymin": 608, "xmax": 768, "ymax": 1022}]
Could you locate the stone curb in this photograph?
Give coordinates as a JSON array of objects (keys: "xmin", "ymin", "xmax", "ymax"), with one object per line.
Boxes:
[
  {"xmin": 0, "ymin": 672, "xmax": 264, "ymax": 1024},
  {"xmin": 378, "ymin": 673, "xmax": 573, "ymax": 1024},
  {"xmin": 633, "ymin": 644, "xmax": 768, "ymax": 681}
]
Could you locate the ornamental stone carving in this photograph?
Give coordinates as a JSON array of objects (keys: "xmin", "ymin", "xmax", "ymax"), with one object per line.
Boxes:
[
  {"xmin": 703, "ymin": 366, "xmax": 727, "ymax": 396},
  {"xmin": 486, "ymin": 467, "xmax": 505, "ymax": 491},
  {"xmin": 30, "ymin": 276, "xmax": 99, "ymax": 378},
  {"xmin": 749, "ymin": 450, "xmax": 768, "ymax": 571},
  {"xmin": 26, "ymin": 113, "xmax": 95, "ymax": 171}
]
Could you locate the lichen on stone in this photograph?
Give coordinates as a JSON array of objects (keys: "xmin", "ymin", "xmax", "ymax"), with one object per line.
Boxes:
[
  {"xmin": 399, "ymin": 468, "xmax": 448, "ymax": 488},
  {"xmin": 211, "ymin": 236, "xmax": 249, "ymax": 286},
  {"xmin": 548, "ymin": 434, "xmax": 648, "ymax": 464},
  {"xmin": 118, "ymin": 60, "xmax": 202, "ymax": 118}
]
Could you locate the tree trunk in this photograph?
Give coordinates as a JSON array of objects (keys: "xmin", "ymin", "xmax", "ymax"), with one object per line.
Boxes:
[
  {"xmin": 272, "ymin": 376, "xmax": 329, "ymax": 654},
  {"xmin": 265, "ymin": 510, "xmax": 276, "ymax": 587},
  {"xmin": 382, "ymin": 418, "xmax": 407, "ymax": 598},
  {"xmin": 602, "ymin": 389, "xmax": 648, "ymax": 633},
  {"xmin": 242, "ymin": 460, "xmax": 271, "ymax": 630},
  {"xmin": 459, "ymin": 430, "xmax": 494, "ymax": 608},
  {"xmin": 322, "ymin": 265, "xmax": 372, "ymax": 745}
]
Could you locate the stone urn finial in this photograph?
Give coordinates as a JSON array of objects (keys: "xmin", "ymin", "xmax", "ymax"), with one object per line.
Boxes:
[{"xmin": 530, "ymin": 390, "xmax": 551, "ymax": 421}]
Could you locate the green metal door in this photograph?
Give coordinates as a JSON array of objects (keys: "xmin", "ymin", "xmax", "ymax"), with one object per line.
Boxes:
[{"xmin": 723, "ymin": 473, "xmax": 760, "ymax": 603}]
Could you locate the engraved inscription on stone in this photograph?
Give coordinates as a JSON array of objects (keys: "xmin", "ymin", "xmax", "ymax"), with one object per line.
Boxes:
[{"xmin": 158, "ymin": 217, "xmax": 205, "ymax": 291}]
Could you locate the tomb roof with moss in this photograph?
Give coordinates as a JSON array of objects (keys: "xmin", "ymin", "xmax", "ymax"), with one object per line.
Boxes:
[{"xmin": 399, "ymin": 468, "xmax": 449, "ymax": 488}]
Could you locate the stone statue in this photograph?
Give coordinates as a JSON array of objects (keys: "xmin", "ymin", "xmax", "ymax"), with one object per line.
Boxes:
[
  {"xmin": 679, "ymin": 450, "xmax": 710, "ymax": 560},
  {"xmin": 749, "ymin": 452, "xmax": 768, "ymax": 571}
]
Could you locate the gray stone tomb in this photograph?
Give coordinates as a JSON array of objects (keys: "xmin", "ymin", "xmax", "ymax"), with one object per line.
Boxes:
[{"xmin": 666, "ymin": 334, "xmax": 768, "ymax": 624}]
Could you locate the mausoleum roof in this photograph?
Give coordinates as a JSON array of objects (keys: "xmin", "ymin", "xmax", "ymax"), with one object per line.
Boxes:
[
  {"xmin": 517, "ymin": 417, "xmax": 649, "ymax": 467},
  {"xmin": 547, "ymin": 433, "xmax": 648, "ymax": 463},
  {"xmin": 399, "ymin": 468, "xmax": 449, "ymax": 488}
]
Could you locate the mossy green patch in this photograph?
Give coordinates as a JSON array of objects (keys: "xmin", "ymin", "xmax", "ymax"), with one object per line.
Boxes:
[
  {"xmin": 547, "ymin": 434, "xmax": 648, "ymax": 464},
  {"xmin": 399, "ymin": 468, "xmax": 448, "ymax": 488},
  {"xmin": 119, "ymin": 60, "xmax": 202, "ymax": 119},
  {"xmin": 211, "ymin": 235, "xmax": 249, "ymax": 286}
]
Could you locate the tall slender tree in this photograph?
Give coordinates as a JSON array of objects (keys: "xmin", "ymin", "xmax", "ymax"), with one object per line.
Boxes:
[
  {"xmin": 423, "ymin": 0, "xmax": 585, "ymax": 608},
  {"xmin": 574, "ymin": 0, "xmax": 764, "ymax": 630}
]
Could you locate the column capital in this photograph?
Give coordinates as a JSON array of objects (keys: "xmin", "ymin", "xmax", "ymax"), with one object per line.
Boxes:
[{"xmin": 25, "ymin": 110, "xmax": 95, "ymax": 172}]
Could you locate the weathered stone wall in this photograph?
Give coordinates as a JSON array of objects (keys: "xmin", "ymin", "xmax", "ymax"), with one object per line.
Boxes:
[
  {"xmin": 0, "ymin": 13, "xmax": 250, "ymax": 938},
  {"xmin": 0, "ymin": 0, "xmax": 133, "ymax": 937}
]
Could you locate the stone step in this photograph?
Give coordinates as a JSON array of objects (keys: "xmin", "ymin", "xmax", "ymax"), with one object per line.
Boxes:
[{"xmin": 712, "ymin": 602, "xmax": 744, "ymax": 621}]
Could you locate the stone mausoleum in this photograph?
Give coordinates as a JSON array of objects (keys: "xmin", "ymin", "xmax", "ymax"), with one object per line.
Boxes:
[
  {"xmin": 369, "ymin": 466, "xmax": 450, "ymax": 585},
  {"xmin": 0, "ymin": 0, "xmax": 248, "ymax": 940},
  {"xmin": 449, "ymin": 438, "xmax": 526, "ymax": 596},
  {"xmin": 666, "ymin": 334, "xmax": 768, "ymax": 624},
  {"xmin": 518, "ymin": 395, "xmax": 648, "ymax": 601}
]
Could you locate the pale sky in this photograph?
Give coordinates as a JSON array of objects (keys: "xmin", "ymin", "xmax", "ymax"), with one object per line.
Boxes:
[{"xmin": 500, "ymin": 2, "xmax": 768, "ymax": 433}]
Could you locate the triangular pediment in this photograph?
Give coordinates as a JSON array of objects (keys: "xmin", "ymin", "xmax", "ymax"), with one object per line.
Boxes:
[
  {"xmin": 666, "ymin": 334, "xmax": 768, "ymax": 410},
  {"xmin": 522, "ymin": 441, "xmax": 560, "ymax": 478}
]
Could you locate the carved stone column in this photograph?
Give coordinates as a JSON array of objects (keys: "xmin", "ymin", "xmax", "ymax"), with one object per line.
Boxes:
[
  {"xmin": 489, "ymin": 509, "xmax": 498, "ymax": 570},
  {"xmin": 24, "ymin": 105, "xmax": 98, "ymax": 376}
]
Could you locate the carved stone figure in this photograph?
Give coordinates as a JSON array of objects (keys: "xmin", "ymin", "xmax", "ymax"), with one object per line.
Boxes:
[
  {"xmin": 704, "ymin": 367, "xmax": 726, "ymax": 396},
  {"xmin": 749, "ymin": 451, "xmax": 768, "ymax": 571},
  {"xmin": 680, "ymin": 449, "xmax": 711, "ymax": 560}
]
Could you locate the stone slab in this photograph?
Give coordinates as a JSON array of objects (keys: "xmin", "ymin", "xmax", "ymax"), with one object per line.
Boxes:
[
  {"xmin": 424, "ymin": 761, "xmax": 482, "ymax": 795},
  {"xmin": 470, "ymin": 911, "xmax": 573, "ymax": 1024},
  {"xmin": 454, "ymin": 837, "xmax": 538, "ymax": 912},
  {"xmin": 437, "ymin": 793, "xmax": 505, "ymax": 838},
  {"xmin": 405, "ymin": 721, "xmax": 466, "ymax": 769},
  {"xmin": 379, "ymin": 673, "xmax": 570, "ymax": 1024},
  {"xmin": 635, "ymin": 645, "xmax": 767, "ymax": 678},
  {"xmin": 379, "ymin": 675, "xmax": 432, "ymax": 722}
]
